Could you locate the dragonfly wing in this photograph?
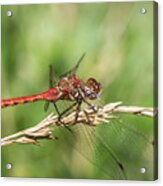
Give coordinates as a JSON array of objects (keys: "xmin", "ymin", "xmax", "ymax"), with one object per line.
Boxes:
[
  {"xmin": 59, "ymin": 53, "xmax": 86, "ymax": 78},
  {"xmin": 56, "ymin": 116, "xmax": 153, "ymax": 180},
  {"xmin": 44, "ymin": 65, "xmax": 59, "ymax": 112},
  {"xmin": 44, "ymin": 101, "xmax": 50, "ymax": 112},
  {"xmin": 49, "ymin": 64, "xmax": 59, "ymax": 88},
  {"xmin": 70, "ymin": 124, "xmax": 127, "ymax": 179}
]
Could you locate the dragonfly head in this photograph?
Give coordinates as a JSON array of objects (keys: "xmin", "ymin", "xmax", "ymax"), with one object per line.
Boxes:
[{"xmin": 85, "ymin": 78, "xmax": 101, "ymax": 100}]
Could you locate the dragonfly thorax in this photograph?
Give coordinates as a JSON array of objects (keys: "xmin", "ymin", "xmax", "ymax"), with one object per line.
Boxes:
[
  {"xmin": 58, "ymin": 75, "xmax": 101, "ymax": 102},
  {"xmin": 68, "ymin": 77, "xmax": 101, "ymax": 101}
]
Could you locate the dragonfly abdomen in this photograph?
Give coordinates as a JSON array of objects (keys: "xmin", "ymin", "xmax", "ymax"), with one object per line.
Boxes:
[
  {"xmin": 1, "ymin": 94, "xmax": 45, "ymax": 108},
  {"xmin": 1, "ymin": 87, "xmax": 61, "ymax": 108}
]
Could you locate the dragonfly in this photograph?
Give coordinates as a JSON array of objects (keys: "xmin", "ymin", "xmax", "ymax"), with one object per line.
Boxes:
[
  {"xmin": 1, "ymin": 54, "xmax": 101, "ymax": 125},
  {"xmin": 1, "ymin": 55, "xmax": 153, "ymax": 180}
]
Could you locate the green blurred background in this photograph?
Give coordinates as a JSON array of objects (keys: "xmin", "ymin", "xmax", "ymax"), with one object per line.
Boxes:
[{"xmin": 1, "ymin": 2, "xmax": 156, "ymax": 180}]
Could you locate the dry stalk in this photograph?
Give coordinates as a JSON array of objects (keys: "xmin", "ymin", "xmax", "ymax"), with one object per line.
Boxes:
[{"xmin": 1, "ymin": 101, "xmax": 157, "ymax": 147}]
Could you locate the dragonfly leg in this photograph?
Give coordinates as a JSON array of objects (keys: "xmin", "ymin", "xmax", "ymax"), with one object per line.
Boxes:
[
  {"xmin": 77, "ymin": 87, "xmax": 98, "ymax": 112},
  {"xmin": 58, "ymin": 102, "xmax": 78, "ymax": 119},
  {"xmin": 73, "ymin": 101, "xmax": 82, "ymax": 125},
  {"xmin": 52, "ymin": 101, "xmax": 75, "ymax": 133},
  {"xmin": 82, "ymin": 98, "xmax": 98, "ymax": 113},
  {"xmin": 83, "ymin": 110, "xmax": 96, "ymax": 126},
  {"xmin": 53, "ymin": 101, "xmax": 61, "ymax": 116},
  {"xmin": 56, "ymin": 102, "xmax": 78, "ymax": 132}
]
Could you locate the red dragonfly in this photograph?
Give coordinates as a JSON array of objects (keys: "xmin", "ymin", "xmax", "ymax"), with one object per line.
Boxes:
[
  {"xmin": 1, "ymin": 54, "xmax": 101, "ymax": 123},
  {"xmin": 1, "ymin": 55, "xmax": 153, "ymax": 180}
]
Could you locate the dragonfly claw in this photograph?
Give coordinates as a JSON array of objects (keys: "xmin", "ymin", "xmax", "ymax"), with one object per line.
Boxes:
[{"xmin": 56, "ymin": 118, "xmax": 73, "ymax": 133}]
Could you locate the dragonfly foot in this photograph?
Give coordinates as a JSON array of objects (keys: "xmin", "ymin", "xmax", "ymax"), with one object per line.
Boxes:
[
  {"xmin": 83, "ymin": 110, "xmax": 97, "ymax": 126},
  {"xmin": 89, "ymin": 105, "xmax": 99, "ymax": 113},
  {"xmin": 57, "ymin": 118, "xmax": 73, "ymax": 133}
]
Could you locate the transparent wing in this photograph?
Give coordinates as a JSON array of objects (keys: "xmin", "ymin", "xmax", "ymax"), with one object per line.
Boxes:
[
  {"xmin": 44, "ymin": 64, "xmax": 59, "ymax": 112},
  {"xmin": 56, "ymin": 115, "xmax": 154, "ymax": 180},
  {"xmin": 59, "ymin": 53, "xmax": 86, "ymax": 78},
  {"xmin": 44, "ymin": 101, "xmax": 50, "ymax": 112}
]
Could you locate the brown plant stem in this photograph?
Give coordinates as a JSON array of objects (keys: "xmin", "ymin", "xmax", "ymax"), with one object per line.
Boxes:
[{"xmin": 1, "ymin": 101, "xmax": 157, "ymax": 147}]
